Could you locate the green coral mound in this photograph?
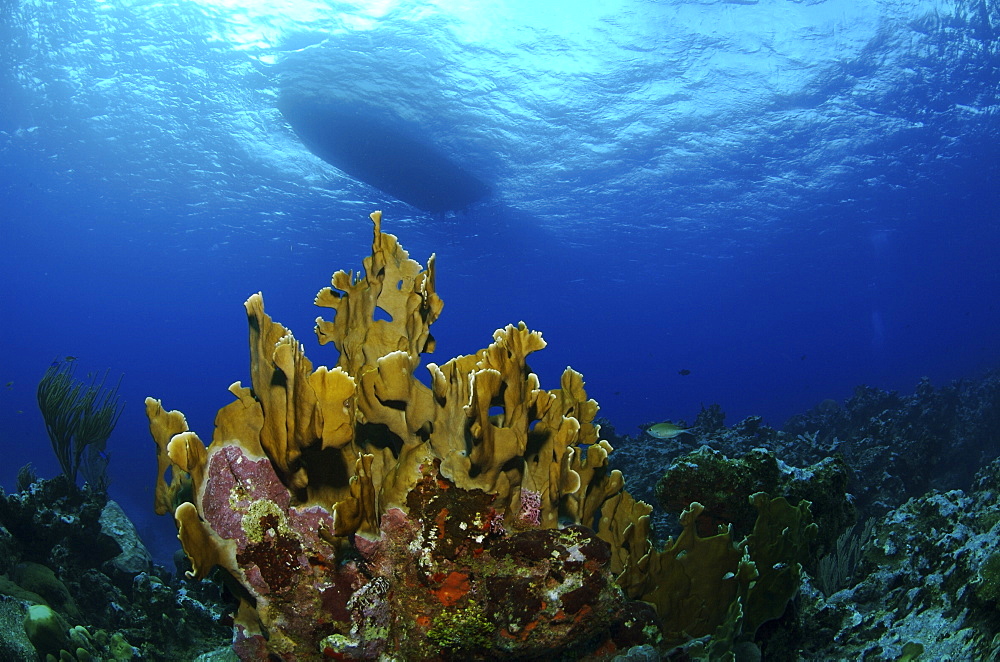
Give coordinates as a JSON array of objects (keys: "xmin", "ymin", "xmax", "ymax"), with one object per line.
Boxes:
[
  {"xmin": 23, "ymin": 604, "xmax": 69, "ymax": 658},
  {"xmin": 655, "ymin": 446, "xmax": 852, "ymax": 559},
  {"xmin": 427, "ymin": 604, "xmax": 493, "ymax": 652},
  {"xmin": 744, "ymin": 493, "xmax": 818, "ymax": 634},
  {"xmin": 975, "ymin": 551, "xmax": 1000, "ymax": 606}
]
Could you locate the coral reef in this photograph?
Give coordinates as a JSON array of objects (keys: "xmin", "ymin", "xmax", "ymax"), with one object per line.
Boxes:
[
  {"xmin": 0, "ymin": 474, "xmax": 232, "ymax": 660},
  {"xmin": 607, "ymin": 370, "xmax": 1000, "ymax": 659},
  {"xmin": 797, "ymin": 456, "xmax": 1000, "ymax": 659},
  {"xmin": 147, "ymin": 212, "xmax": 660, "ymax": 660},
  {"xmin": 148, "ymin": 212, "xmax": 828, "ymax": 660},
  {"xmin": 783, "ymin": 375, "xmax": 1000, "ymax": 511},
  {"xmin": 4, "ymin": 210, "xmax": 996, "ymax": 659},
  {"xmin": 654, "ymin": 446, "xmax": 852, "ymax": 558}
]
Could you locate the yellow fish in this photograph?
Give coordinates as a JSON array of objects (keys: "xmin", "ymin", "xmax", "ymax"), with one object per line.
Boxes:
[{"xmin": 646, "ymin": 422, "xmax": 696, "ymax": 440}]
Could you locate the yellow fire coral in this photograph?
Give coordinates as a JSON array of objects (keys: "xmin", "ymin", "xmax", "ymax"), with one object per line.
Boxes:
[
  {"xmin": 147, "ymin": 211, "xmax": 811, "ymax": 659},
  {"xmin": 148, "ymin": 211, "xmax": 624, "ymax": 532}
]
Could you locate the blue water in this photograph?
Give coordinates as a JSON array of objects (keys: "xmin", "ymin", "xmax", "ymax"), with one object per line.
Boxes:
[{"xmin": 1, "ymin": 0, "xmax": 998, "ymax": 563}]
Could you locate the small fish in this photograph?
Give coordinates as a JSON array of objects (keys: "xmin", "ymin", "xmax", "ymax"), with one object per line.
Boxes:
[
  {"xmin": 4, "ymin": 381, "xmax": 12, "ymax": 389},
  {"xmin": 65, "ymin": 355, "xmax": 78, "ymax": 361},
  {"xmin": 677, "ymin": 368, "xmax": 690, "ymax": 376},
  {"xmin": 646, "ymin": 422, "xmax": 696, "ymax": 440}
]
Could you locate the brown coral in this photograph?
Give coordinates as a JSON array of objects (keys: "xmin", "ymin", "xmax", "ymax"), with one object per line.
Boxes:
[
  {"xmin": 147, "ymin": 212, "xmax": 649, "ymax": 659},
  {"xmin": 147, "ymin": 211, "xmax": 808, "ymax": 660}
]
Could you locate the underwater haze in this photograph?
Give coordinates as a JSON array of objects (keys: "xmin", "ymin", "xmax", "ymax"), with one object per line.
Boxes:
[{"xmin": 1, "ymin": 0, "xmax": 999, "ymax": 564}]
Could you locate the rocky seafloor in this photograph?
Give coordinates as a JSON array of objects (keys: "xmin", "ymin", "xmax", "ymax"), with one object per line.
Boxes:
[
  {"xmin": 606, "ymin": 371, "xmax": 1000, "ymax": 660},
  {"xmin": 2, "ymin": 370, "xmax": 999, "ymax": 661}
]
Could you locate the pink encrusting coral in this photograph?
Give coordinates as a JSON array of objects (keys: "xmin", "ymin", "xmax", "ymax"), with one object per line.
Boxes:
[
  {"xmin": 518, "ymin": 488, "xmax": 542, "ymax": 526},
  {"xmin": 194, "ymin": 443, "xmax": 357, "ymax": 656}
]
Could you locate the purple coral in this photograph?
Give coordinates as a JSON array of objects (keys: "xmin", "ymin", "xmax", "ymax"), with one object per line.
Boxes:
[
  {"xmin": 488, "ymin": 509, "xmax": 506, "ymax": 535},
  {"xmin": 518, "ymin": 488, "xmax": 542, "ymax": 526}
]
